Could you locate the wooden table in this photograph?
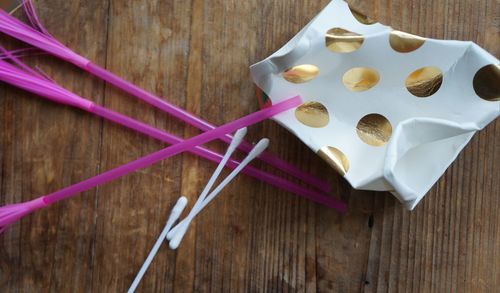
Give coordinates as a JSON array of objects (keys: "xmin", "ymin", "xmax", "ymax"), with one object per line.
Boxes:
[{"xmin": 0, "ymin": 0, "xmax": 498, "ymax": 292}]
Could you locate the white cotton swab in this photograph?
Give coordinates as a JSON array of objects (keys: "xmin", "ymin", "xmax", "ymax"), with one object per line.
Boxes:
[
  {"xmin": 127, "ymin": 196, "xmax": 188, "ymax": 293},
  {"xmin": 127, "ymin": 125, "xmax": 245, "ymax": 292},
  {"xmin": 168, "ymin": 138, "xmax": 269, "ymax": 250},
  {"xmin": 192, "ymin": 127, "xmax": 248, "ymax": 212},
  {"xmin": 166, "ymin": 127, "xmax": 247, "ymax": 241}
]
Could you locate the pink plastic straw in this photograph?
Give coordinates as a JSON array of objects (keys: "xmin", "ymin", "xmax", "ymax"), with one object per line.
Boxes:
[
  {"xmin": 0, "ymin": 7, "xmax": 331, "ymax": 192},
  {"xmin": 45, "ymin": 97, "xmax": 303, "ymax": 204},
  {"xmin": 0, "ymin": 96, "xmax": 346, "ymax": 232},
  {"xmin": 0, "ymin": 58, "xmax": 342, "ymax": 209}
]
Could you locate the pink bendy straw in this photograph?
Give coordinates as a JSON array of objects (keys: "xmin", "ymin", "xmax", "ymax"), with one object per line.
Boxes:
[
  {"xmin": 0, "ymin": 52, "xmax": 342, "ymax": 210},
  {"xmin": 0, "ymin": 96, "xmax": 344, "ymax": 233},
  {"xmin": 0, "ymin": 3, "xmax": 331, "ymax": 193}
]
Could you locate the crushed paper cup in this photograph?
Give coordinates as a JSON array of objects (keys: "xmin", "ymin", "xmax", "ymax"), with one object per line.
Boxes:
[{"xmin": 250, "ymin": 0, "xmax": 499, "ymax": 210}]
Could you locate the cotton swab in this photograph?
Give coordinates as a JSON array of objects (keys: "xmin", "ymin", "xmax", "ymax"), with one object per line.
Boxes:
[
  {"xmin": 0, "ymin": 96, "xmax": 302, "ymax": 233},
  {"xmin": 168, "ymin": 139, "xmax": 270, "ymax": 249},
  {"xmin": 129, "ymin": 128, "xmax": 245, "ymax": 290},
  {"xmin": 164, "ymin": 128, "xmax": 247, "ymax": 244},
  {"xmin": 185, "ymin": 127, "xmax": 247, "ymax": 223},
  {"xmin": 127, "ymin": 196, "xmax": 188, "ymax": 293},
  {"xmin": 0, "ymin": 57, "xmax": 344, "ymax": 210},
  {"xmin": 0, "ymin": 4, "xmax": 331, "ymax": 193}
]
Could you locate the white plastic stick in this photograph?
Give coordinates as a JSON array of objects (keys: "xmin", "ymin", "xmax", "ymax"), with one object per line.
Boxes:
[
  {"xmin": 168, "ymin": 138, "xmax": 269, "ymax": 249},
  {"xmin": 166, "ymin": 128, "xmax": 247, "ymax": 240},
  {"xmin": 127, "ymin": 196, "xmax": 188, "ymax": 293}
]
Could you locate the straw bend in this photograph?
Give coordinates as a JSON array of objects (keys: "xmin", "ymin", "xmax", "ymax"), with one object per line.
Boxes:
[
  {"xmin": 0, "ymin": 9, "xmax": 90, "ymax": 67},
  {"xmin": 0, "ymin": 59, "xmax": 94, "ymax": 110}
]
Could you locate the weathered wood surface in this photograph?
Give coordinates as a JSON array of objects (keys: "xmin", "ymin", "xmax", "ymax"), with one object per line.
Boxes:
[{"xmin": 0, "ymin": 0, "xmax": 498, "ymax": 292}]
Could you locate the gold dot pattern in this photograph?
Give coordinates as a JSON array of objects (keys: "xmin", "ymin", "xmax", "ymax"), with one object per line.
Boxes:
[
  {"xmin": 258, "ymin": 4, "xmax": 499, "ymax": 189},
  {"xmin": 473, "ymin": 64, "xmax": 500, "ymax": 102},
  {"xmin": 317, "ymin": 146, "xmax": 350, "ymax": 176},
  {"xmin": 356, "ymin": 114, "xmax": 393, "ymax": 146},
  {"xmin": 325, "ymin": 28, "xmax": 364, "ymax": 53},
  {"xmin": 295, "ymin": 102, "xmax": 330, "ymax": 128},
  {"xmin": 283, "ymin": 64, "xmax": 320, "ymax": 84},
  {"xmin": 405, "ymin": 67, "xmax": 443, "ymax": 97},
  {"xmin": 288, "ymin": 25, "xmax": 493, "ymax": 175},
  {"xmin": 389, "ymin": 31, "xmax": 426, "ymax": 53},
  {"xmin": 348, "ymin": 5, "xmax": 376, "ymax": 25},
  {"xmin": 342, "ymin": 67, "xmax": 380, "ymax": 92}
]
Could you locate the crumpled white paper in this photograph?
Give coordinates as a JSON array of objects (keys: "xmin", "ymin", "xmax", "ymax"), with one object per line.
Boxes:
[{"xmin": 250, "ymin": 0, "xmax": 499, "ymax": 209}]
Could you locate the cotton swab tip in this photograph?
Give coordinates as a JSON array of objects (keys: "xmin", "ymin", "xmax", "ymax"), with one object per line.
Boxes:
[
  {"xmin": 168, "ymin": 222, "xmax": 189, "ymax": 250},
  {"xmin": 164, "ymin": 197, "xmax": 188, "ymax": 240},
  {"xmin": 227, "ymin": 127, "xmax": 248, "ymax": 152},
  {"xmin": 126, "ymin": 196, "xmax": 188, "ymax": 293},
  {"xmin": 171, "ymin": 196, "xmax": 188, "ymax": 218},
  {"xmin": 247, "ymin": 138, "xmax": 270, "ymax": 160},
  {"xmin": 233, "ymin": 127, "xmax": 248, "ymax": 142},
  {"xmin": 164, "ymin": 197, "xmax": 188, "ymax": 233},
  {"xmin": 166, "ymin": 223, "xmax": 179, "ymax": 240}
]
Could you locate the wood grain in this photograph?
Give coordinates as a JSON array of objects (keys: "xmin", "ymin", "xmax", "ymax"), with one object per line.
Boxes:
[{"xmin": 0, "ymin": 0, "xmax": 498, "ymax": 292}]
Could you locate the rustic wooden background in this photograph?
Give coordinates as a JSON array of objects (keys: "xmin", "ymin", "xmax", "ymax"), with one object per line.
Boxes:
[{"xmin": 0, "ymin": 0, "xmax": 498, "ymax": 292}]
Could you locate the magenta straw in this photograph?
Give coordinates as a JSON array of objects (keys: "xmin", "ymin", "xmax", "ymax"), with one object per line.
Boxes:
[
  {"xmin": 0, "ymin": 6, "xmax": 331, "ymax": 193},
  {"xmin": 0, "ymin": 57, "xmax": 342, "ymax": 210},
  {"xmin": 0, "ymin": 96, "xmax": 346, "ymax": 232},
  {"xmin": 46, "ymin": 97, "xmax": 303, "ymax": 204}
]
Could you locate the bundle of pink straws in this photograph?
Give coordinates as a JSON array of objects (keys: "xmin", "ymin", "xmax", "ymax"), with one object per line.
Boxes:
[{"xmin": 0, "ymin": 1, "xmax": 347, "ymax": 233}]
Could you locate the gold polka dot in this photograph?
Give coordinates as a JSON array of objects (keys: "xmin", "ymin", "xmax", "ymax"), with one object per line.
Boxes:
[
  {"xmin": 348, "ymin": 5, "xmax": 376, "ymax": 25},
  {"xmin": 473, "ymin": 64, "xmax": 500, "ymax": 102},
  {"xmin": 283, "ymin": 64, "xmax": 320, "ymax": 84},
  {"xmin": 356, "ymin": 114, "xmax": 392, "ymax": 146},
  {"xmin": 342, "ymin": 67, "xmax": 380, "ymax": 92},
  {"xmin": 295, "ymin": 102, "xmax": 330, "ymax": 128},
  {"xmin": 317, "ymin": 146, "xmax": 350, "ymax": 176},
  {"xmin": 325, "ymin": 28, "xmax": 364, "ymax": 53},
  {"xmin": 389, "ymin": 30, "xmax": 426, "ymax": 53},
  {"xmin": 405, "ymin": 67, "xmax": 443, "ymax": 97}
]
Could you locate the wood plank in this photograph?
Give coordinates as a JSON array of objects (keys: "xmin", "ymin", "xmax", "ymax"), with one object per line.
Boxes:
[{"xmin": 89, "ymin": 0, "xmax": 193, "ymax": 292}]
